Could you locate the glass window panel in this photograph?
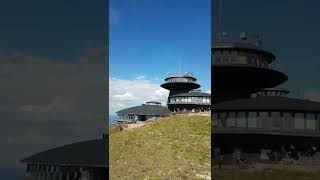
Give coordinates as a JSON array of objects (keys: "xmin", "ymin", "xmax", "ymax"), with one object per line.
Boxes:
[
  {"xmin": 306, "ymin": 113, "xmax": 316, "ymax": 130},
  {"xmin": 247, "ymin": 112, "xmax": 258, "ymax": 128},
  {"xmin": 237, "ymin": 112, "xmax": 246, "ymax": 128},
  {"xmin": 219, "ymin": 112, "xmax": 227, "ymax": 128},
  {"xmin": 318, "ymin": 114, "xmax": 320, "ymax": 131},
  {"xmin": 283, "ymin": 112, "xmax": 293, "ymax": 129},
  {"xmin": 227, "ymin": 112, "xmax": 236, "ymax": 128},
  {"xmin": 270, "ymin": 112, "xmax": 281, "ymax": 129},
  {"xmin": 238, "ymin": 56, "xmax": 247, "ymax": 64},
  {"xmin": 294, "ymin": 113, "xmax": 305, "ymax": 129},
  {"xmin": 213, "ymin": 113, "xmax": 218, "ymax": 128},
  {"xmin": 259, "ymin": 112, "xmax": 269, "ymax": 128}
]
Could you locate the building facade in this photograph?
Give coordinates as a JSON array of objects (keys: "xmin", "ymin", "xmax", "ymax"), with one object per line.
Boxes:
[
  {"xmin": 212, "ymin": 32, "xmax": 320, "ymax": 157},
  {"xmin": 21, "ymin": 138, "xmax": 108, "ymax": 180},
  {"xmin": 161, "ymin": 73, "xmax": 211, "ymax": 112},
  {"xmin": 116, "ymin": 101, "xmax": 171, "ymax": 123}
]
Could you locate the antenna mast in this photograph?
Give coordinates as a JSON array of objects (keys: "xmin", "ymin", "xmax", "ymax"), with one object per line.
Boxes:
[
  {"xmin": 178, "ymin": 56, "xmax": 181, "ymax": 75},
  {"xmin": 218, "ymin": 0, "xmax": 224, "ymax": 41}
]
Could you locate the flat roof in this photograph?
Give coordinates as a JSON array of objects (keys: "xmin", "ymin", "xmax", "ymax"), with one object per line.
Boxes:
[
  {"xmin": 214, "ymin": 96, "xmax": 320, "ymax": 112},
  {"xmin": 116, "ymin": 104, "xmax": 171, "ymax": 116},
  {"xmin": 212, "ymin": 42, "xmax": 276, "ymax": 61}
]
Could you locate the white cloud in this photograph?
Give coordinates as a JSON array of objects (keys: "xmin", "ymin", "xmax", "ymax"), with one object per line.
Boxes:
[
  {"xmin": 109, "ymin": 77, "xmax": 169, "ymax": 115},
  {"xmin": 135, "ymin": 75, "xmax": 146, "ymax": 80},
  {"xmin": 113, "ymin": 92, "xmax": 138, "ymax": 101}
]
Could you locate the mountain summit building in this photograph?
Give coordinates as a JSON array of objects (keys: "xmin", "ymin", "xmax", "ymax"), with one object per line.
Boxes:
[
  {"xmin": 115, "ymin": 72, "xmax": 211, "ymax": 123},
  {"xmin": 116, "ymin": 101, "xmax": 171, "ymax": 123},
  {"xmin": 212, "ymin": 32, "xmax": 320, "ymax": 159},
  {"xmin": 161, "ymin": 72, "xmax": 211, "ymax": 112}
]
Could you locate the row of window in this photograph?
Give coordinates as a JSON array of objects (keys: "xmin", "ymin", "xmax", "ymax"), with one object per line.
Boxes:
[
  {"xmin": 166, "ymin": 77, "xmax": 195, "ymax": 83},
  {"xmin": 213, "ymin": 112, "xmax": 319, "ymax": 131},
  {"xmin": 119, "ymin": 114, "xmax": 136, "ymax": 120},
  {"xmin": 213, "ymin": 50, "xmax": 272, "ymax": 68},
  {"xmin": 257, "ymin": 90, "xmax": 288, "ymax": 97},
  {"xmin": 170, "ymin": 96, "xmax": 211, "ymax": 104},
  {"xmin": 27, "ymin": 164, "xmax": 63, "ymax": 172}
]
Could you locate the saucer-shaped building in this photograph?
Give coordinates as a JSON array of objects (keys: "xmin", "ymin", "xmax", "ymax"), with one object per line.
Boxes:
[
  {"xmin": 116, "ymin": 101, "xmax": 171, "ymax": 123},
  {"xmin": 20, "ymin": 137, "xmax": 107, "ymax": 180},
  {"xmin": 161, "ymin": 73, "xmax": 211, "ymax": 112},
  {"xmin": 212, "ymin": 32, "xmax": 320, "ymax": 154}
]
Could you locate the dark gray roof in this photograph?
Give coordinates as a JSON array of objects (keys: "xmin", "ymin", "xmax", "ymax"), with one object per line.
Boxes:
[
  {"xmin": 21, "ymin": 139, "xmax": 107, "ymax": 167},
  {"xmin": 171, "ymin": 92, "xmax": 211, "ymax": 97},
  {"xmin": 116, "ymin": 104, "xmax": 171, "ymax": 116},
  {"xmin": 214, "ymin": 96, "xmax": 320, "ymax": 112}
]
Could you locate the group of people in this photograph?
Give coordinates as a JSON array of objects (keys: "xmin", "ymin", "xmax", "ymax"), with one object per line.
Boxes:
[
  {"xmin": 213, "ymin": 148, "xmax": 247, "ymax": 169},
  {"xmin": 213, "ymin": 145, "xmax": 319, "ymax": 170},
  {"xmin": 267, "ymin": 145, "xmax": 318, "ymax": 161}
]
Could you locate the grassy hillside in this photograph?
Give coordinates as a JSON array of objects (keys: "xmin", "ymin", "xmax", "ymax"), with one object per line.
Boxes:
[{"xmin": 109, "ymin": 115, "xmax": 211, "ymax": 179}]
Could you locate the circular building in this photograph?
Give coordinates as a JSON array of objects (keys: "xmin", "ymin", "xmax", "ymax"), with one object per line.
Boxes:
[
  {"xmin": 212, "ymin": 32, "xmax": 320, "ymax": 158},
  {"xmin": 213, "ymin": 91, "xmax": 320, "ymax": 153},
  {"xmin": 161, "ymin": 72, "xmax": 211, "ymax": 112},
  {"xmin": 116, "ymin": 101, "xmax": 171, "ymax": 123},
  {"xmin": 20, "ymin": 138, "xmax": 107, "ymax": 180},
  {"xmin": 168, "ymin": 89, "xmax": 211, "ymax": 112},
  {"xmin": 212, "ymin": 33, "xmax": 287, "ymax": 103}
]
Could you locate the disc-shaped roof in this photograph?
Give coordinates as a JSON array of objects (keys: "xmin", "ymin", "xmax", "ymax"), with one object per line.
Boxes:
[
  {"xmin": 214, "ymin": 96, "xmax": 320, "ymax": 112},
  {"xmin": 212, "ymin": 66, "xmax": 288, "ymax": 92},
  {"xmin": 164, "ymin": 75, "xmax": 197, "ymax": 82},
  {"xmin": 20, "ymin": 139, "xmax": 107, "ymax": 167},
  {"xmin": 116, "ymin": 104, "xmax": 172, "ymax": 116},
  {"xmin": 212, "ymin": 42, "xmax": 276, "ymax": 62},
  {"xmin": 161, "ymin": 82, "xmax": 200, "ymax": 91}
]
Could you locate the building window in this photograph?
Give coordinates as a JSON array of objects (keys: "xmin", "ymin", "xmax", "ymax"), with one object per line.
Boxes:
[
  {"xmin": 270, "ymin": 112, "xmax": 281, "ymax": 129},
  {"xmin": 259, "ymin": 112, "xmax": 269, "ymax": 129},
  {"xmin": 238, "ymin": 56, "xmax": 247, "ymax": 64},
  {"xmin": 237, "ymin": 112, "xmax": 246, "ymax": 128},
  {"xmin": 306, "ymin": 113, "xmax": 316, "ymax": 130},
  {"xmin": 213, "ymin": 113, "xmax": 218, "ymax": 128},
  {"xmin": 227, "ymin": 112, "xmax": 236, "ymax": 128},
  {"xmin": 317, "ymin": 114, "xmax": 320, "ymax": 131},
  {"xmin": 219, "ymin": 113, "xmax": 227, "ymax": 128},
  {"xmin": 294, "ymin": 113, "xmax": 305, "ymax": 129},
  {"xmin": 283, "ymin": 112, "xmax": 293, "ymax": 129},
  {"xmin": 247, "ymin": 112, "xmax": 258, "ymax": 128}
]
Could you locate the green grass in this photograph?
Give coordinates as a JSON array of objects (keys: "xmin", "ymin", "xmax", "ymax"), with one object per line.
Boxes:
[
  {"xmin": 109, "ymin": 115, "xmax": 211, "ymax": 179},
  {"xmin": 214, "ymin": 169, "xmax": 320, "ymax": 180}
]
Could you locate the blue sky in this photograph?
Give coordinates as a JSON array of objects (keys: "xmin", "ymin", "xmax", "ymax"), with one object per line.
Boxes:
[{"xmin": 109, "ymin": 0, "xmax": 211, "ymax": 90}]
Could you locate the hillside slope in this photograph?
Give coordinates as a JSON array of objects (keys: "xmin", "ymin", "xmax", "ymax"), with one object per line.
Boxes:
[{"xmin": 109, "ymin": 115, "xmax": 211, "ymax": 179}]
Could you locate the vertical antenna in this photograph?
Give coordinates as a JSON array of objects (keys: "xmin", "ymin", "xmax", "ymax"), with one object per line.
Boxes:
[
  {"xmin": 218, "ymin": 0, "xmax": 224, "ymax": 41},
  {"xmin": 178, "ymin": 56, "xmax": 181, "ymax": 74}
]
